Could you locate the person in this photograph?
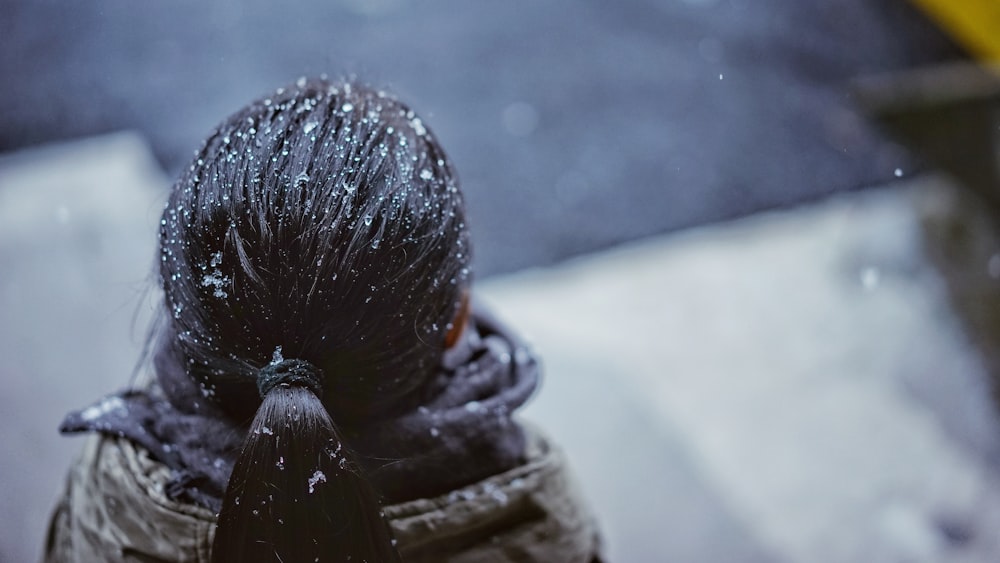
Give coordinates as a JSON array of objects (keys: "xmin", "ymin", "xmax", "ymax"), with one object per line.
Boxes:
[{"xmin": 43, "ymin": 78, "xmax": 603, "ymax": 562}]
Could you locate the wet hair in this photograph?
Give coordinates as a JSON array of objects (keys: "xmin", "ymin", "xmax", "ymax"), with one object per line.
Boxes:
[{"xmin": 157, "ymin": 78, "xmax": 471, "ymax": 562}]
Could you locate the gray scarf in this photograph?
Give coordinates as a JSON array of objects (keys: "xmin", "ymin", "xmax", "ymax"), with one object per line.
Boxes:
[{"xmin": 60, "ymin": 306, "xmax": 539, "ymax": 512}]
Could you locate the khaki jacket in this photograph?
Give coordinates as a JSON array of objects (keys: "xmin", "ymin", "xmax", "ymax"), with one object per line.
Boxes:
[{"xmin": 44, "ymin": 427, "xmax": 602, "ymax": 562}]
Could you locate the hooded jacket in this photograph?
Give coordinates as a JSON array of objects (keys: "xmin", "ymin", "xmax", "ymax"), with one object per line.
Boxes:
[
  {"xmin": 43, "ymin": 309, "xmax": 603, "ymax": 562},
  {"xmin": 44, "ymin": 425, "xmax": 601, "ymax": 562}
]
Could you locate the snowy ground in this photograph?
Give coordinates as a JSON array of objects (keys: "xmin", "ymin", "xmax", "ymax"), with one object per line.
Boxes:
[
  {"xmin": 481, "ymin": 181, "xmax": 1000, "ymax": 562},
  {"xmin": 3, "ymin": 135, "xmax": 1000, "ymax": 562}
]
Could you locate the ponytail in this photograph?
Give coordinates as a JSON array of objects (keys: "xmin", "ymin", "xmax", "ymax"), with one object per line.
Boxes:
[
  {"xmin": 158, "ymin": 79, "xmax": 471, "ymax": 561},
  {"xmin": 212, "ymin": 358, "xmax": 401, "ymax": 562}
]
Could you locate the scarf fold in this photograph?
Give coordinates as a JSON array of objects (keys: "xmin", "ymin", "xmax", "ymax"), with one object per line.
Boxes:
[{"xmin": 60, "ymin": 305, "xmax": 539, "ymax": 513}]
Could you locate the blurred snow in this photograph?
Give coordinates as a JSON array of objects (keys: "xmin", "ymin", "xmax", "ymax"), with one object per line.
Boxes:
[
  {"xmin": 0, "ymin": 133, "xmax": 166, "ymax": 563},
  {"xmin": 481, "ymin": 182, "xmax": 1000, "ymax": 562}
]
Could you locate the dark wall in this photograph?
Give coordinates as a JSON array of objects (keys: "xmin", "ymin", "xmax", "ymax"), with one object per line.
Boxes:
[{"xmin": 0, "ymin": 0, "xmax": 961, "ymax": 275}]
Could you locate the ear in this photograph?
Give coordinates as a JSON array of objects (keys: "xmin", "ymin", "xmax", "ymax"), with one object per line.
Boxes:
[{"xmin": 444, "ymin": 291, "xmax": 470, "ymax": 349}]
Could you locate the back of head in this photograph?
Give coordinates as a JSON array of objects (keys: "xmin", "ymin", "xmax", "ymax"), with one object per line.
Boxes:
[
  {"xmin": 160, "ymin": 78, "xmax": 470, "ymax": 421},
  {"xmin": 157, "ymin": 78, "xmax": 471, "ymax": 562}
]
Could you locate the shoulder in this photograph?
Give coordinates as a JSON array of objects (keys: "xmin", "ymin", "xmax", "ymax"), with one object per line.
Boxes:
[
  {"xmin": 385, "ymin": 422, "xmax": 603, "ymax": 562},
  {"xmin": 44, "ymin": 434, "xmax": 215, "ymax": 563}
]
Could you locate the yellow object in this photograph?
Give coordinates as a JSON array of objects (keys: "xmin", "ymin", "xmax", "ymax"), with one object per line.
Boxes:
[{"xmin": 909, "ymin": 0, "xmax": 1000, "ymax": 60}]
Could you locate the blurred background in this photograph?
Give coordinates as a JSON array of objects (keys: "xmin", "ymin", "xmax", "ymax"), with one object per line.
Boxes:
[
  {"xmin": 0, "ymin": 0, "xmax": 962, "ymax": 274},
  {"xmin": 4, "ymin": 0, "xmax": 1000, "ymax": 561}
]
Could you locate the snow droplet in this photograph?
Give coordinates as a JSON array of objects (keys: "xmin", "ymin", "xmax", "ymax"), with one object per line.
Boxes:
[
  {"xmin": 894, "ymin": 168, "xmax": 904, "ymax": 178},
  {"xmin": 490, "ymin": 488, "xmax": 508, "ymax": 505},
  {"xmin": 342, "ymin": 102, "xmax": 354, "ymax": 113},
  {"xmin": 201, "ymin": 273, "xmax": 228, "ymax": 294},
  {"xmin": 410, "ymin": 117, "xmax": 427, "ymax": 136},
  {"xmin": 420, "ymin": 168, "xmax": 433, "ymax": 181},
  {"xmin": 80, "ymin": 396, "xmax": 126, "ymax": 422},
  {"xmin": 303, "ymin": 120, "xmax": 319, "ymax": 135},
  {"xmin": 308, "ymin": 470, "xmax": 327, "ymax": 493},
  {"xmin": 860, "ymin": 267, "xmax": 880, "ymax": 290}
]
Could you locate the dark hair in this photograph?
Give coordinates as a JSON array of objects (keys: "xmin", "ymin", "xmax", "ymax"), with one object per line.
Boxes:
[{"xmin": 158, "ymin": 78, "xmax": 471, "ymax": 562}]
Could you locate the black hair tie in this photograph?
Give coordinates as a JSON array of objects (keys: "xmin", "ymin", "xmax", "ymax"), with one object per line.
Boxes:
[{"xmin": 257, "ymin": 358, "xmax": 324, "ymax": 399}]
